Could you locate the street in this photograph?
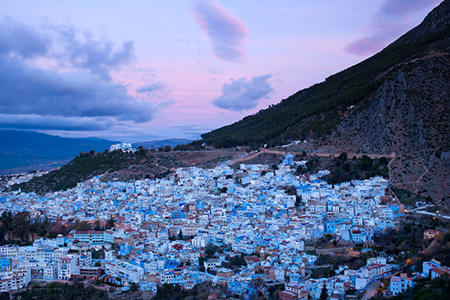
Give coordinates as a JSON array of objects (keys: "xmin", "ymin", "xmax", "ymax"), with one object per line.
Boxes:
[{"xmin": 363, "ymin": 280, "xmax": 381, "ymax": 300}]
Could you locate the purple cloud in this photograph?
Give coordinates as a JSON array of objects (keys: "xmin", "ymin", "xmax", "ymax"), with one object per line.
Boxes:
[
  {"xmin": 136, "ymin": 82, "xmax": 168, "ymax": 94},
  {"xmin": 345, "ymin": 0, "xmax": 443, "ymax": 56},
  {"xmin": 0, "ymin": 16, "xmax": 51, "ymax": 59},
  {"xmin": 0, "ymin": 114, "xmax": 112, "ymax": 131},
  {"xmin": 171, "ymin": 124, "xmax": 212, "ymax": 139},
  {"xmin": 380, "ymin": 0, "xmax": 442, "ymax": 16},
  {"xmin": 49, "ymin": 24, "xmax": 134, "ymax": 81},
  {"xmin": 0, "ymin": 17, "xmax": 168, "ymax": 133},
  {"xmin": 212, "ymin": 74, "xmax": 272, "ymax": 112},
  {"xmin": 191, "ymin": 0, "xmax": 248, "ymax": 62},
  {"xmin": 0, "ymin": 54, "xmax": 158, "ymax": 123}
]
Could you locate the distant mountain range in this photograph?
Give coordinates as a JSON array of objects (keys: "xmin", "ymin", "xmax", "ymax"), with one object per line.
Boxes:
[
  {"xmin": 0, "ymin": 131, "xmax": 192, "ymax": 174},
  {"xmin": 198, "ymin": 0, "xmax": 450, "ymax": 200},
  {"xmin": 134, "ymin": 139, "xmax": 193, "ymax": 149},
  {"xmin": 0, "ymin": 130, "xmax": 117, "ymax": 174}
]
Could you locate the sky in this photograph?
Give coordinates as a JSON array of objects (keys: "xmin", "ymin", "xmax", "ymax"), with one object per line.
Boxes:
[{"xmin": 0, "ymin": 0, "xmax": 443, "ymax": 142}]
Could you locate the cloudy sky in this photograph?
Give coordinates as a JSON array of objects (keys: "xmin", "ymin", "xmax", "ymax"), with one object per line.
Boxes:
[{"xmin": 0, "ymin": 0, "xmax": 443, "ymax": 142}]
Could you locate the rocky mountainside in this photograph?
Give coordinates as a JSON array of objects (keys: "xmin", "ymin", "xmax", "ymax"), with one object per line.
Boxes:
[
  {"xmin": 199, "ymin": 0, "xmax": 450, "ymax": 201},
  {"xmin": 330, "ymin": 51, "xmax": 450, "ymax": 200},
  {"xmin": 329, "ymin": 2, "xmax": 450, "ymax": 201}
]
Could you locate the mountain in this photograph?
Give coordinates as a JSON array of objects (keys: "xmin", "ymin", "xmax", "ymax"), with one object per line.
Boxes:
[
  {"xmin": 134, "ymin": 138, "xmax": 193, "ymax": 149},
  {"xmin": 198, "ymin": 1, "xmax": 450, "ymax": 200},
  {"xmin": 0, "ymin": 130, "xmax": 117, "ymax": 174}
]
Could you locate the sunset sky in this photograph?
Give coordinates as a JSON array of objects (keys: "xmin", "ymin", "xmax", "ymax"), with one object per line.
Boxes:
[{"xmin": 0, "ymin": 0, "xmax": 443, "ymax": 142}]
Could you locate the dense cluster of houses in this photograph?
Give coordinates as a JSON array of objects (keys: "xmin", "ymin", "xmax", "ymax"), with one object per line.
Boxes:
[
  {"xmin": 3, "ymin": 170, "xmax": 48, "ymax": 186},
  {"xmin": 0, "ymin": 155, "xmax": 417, "ymax": 297}
]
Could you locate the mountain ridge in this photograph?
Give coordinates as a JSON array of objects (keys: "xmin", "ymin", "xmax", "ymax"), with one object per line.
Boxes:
[
  {"xmin": 197, "ymin": 0, "xmax": 450, "ymax": 200},
  {"xmin": 134, "ymin": 138, "xmax": 193, "ymax": 149}
]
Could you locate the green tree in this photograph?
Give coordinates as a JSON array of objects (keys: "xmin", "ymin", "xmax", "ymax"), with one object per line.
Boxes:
[
  {"xmin": 320, "ymin": 283, "xmax": 328, "ymax": 300},
  {"xmin": 106, "ymin": 217, "xmax": 115, "ymax": 229}
]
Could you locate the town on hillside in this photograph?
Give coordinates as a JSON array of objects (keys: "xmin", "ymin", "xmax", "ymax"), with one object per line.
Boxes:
[{"xmin": 0, "ymin": 154, "xmax": 448, "ymax": 299}]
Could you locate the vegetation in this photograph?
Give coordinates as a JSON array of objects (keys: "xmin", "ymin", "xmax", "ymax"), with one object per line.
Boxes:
[
  {"xmin": 154, "ymin": 282, "xmax": 226, "ymax": 300},
  {"xmin": 0, "ymin": 211, "xmax": 53, "ymax": 245},
  {"xmin": 320, "ymin": 283, "xmax": 328, "ymax": 300},
  {"xmin": 225, "ymin": 253, "xmax": 247, "ymax": 269},
  {"xmin": 13, "ymin": 282, "xmax": 108, "ymax": 300},
  {"xmin": 311, "ymin": 267, "xmax": 336, "ymax": 279},
  {"xmin": 12, "ymin": 148, "xmax": 173, "ymax": 194},
  {"xmin": 372, "ymin": 215, "xmax": 450, "ymax": 270},
  {"xmin": 324, "ymin": 154, "xmax": 389, "ymax": 184},
  {"xmin": 373, "ymin": 276, "xmax": 450, "ymax": 300},
  {"xmin": 296, "ymin": 153, "xmax": 390, "ymax": 183},
  {"xmin": 392, "ymin": 187, "xmax": 433, "ymax": 207},
  {"xmin": 0, "ymin": 211, "xmax": 104, "ymax": 245}
]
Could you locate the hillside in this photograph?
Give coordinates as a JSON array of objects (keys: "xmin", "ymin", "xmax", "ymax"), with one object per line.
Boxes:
[
  {"xmin": 10, "ymin": 148, "xmax": 247, "ymax": 194},
  {"xmin": 11, "ymin": 149, "xmax": 183, "ymax": 194},
  {"xmin": 198, "ymin": 1, "xmax": 450, "ymax": 200},
  {"xmin": 0, "ymin": 130, "xmax": 116, "ymax": 174}
]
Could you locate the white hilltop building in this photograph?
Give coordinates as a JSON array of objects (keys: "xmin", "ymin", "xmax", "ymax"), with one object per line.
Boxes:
[{"xmin": 110, "ymin": 142, "xmax": 136, "ymax": 153}]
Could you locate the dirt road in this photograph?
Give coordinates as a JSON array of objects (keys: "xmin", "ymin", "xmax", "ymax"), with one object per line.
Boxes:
[{"xmin": 228, "ymin": 148, "xmax": 395, "ymax": 166}]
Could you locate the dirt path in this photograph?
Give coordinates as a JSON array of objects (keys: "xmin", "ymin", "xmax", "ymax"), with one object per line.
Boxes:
[
  {"xmin": 388, "ymin": 152, "xmax": 397, "ymax": 183},
  {"xmin": 390, "ymin": 155, "xmax": 430, "ymax": 186},
  {"xmin": 228, "ymin": 148, "xmax": 396, "ymax": 166}
]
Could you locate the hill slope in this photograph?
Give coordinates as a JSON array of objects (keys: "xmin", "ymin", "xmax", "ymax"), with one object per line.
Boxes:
[
  {"xmin": 199, "ymin": 1, "xmax": 450, "ymax": 200},
  {"xmin": 12, "ymin": 149, "xmax": 183, "ymax": 194},
  {"xmin": 0, "ymin": 130, "xmax": 117, "ymax": 174}
]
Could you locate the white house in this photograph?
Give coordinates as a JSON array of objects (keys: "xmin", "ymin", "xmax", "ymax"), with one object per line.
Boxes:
[{"xmin": 389, "ymin": 273, "xmax": 414, "ymax": 296}]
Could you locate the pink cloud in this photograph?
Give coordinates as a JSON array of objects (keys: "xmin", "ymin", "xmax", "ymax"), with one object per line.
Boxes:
[{"xmin": 191, "ymin": 0, "xmax": 248, "ymax": 62}]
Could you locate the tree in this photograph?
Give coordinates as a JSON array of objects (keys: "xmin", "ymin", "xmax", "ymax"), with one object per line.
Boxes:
[
  {"xmin": 137, "ymin": 146, "xmax": 145, "ymax": 155},
  {"xmin": 320, "ymin": 283, "xmax": 328, "ymax": 300},
  {"xmin": 106, "ymin": 217, "xmax": 115, "ymax": 229},
  {"xmin": 130, "ymin": 283, "xmax": 139, "ymax": 292},
  {"xmin": 338, "ymin": 152, "xmax": 348, "ymax": 161},
  {"xmin": 12, "ymin": 211, "xmax": 30, "ymax": 241},
  {"xmin": 178, "ymin": 230, "xmax": 183, "ymax": 240},
  {"xmin": 94, "ymin": 220, "xmax": 102, "ymax": 231},
  {"xmin": 76, "ymin": 221, "xmax": 91, "ymax": 231}
]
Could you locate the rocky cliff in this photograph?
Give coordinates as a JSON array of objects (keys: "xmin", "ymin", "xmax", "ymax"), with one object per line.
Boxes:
[
  {"xmin": 330, "ymin": 50, "xmax": 450, "ymax": 200},
  {"xmin": 328, "ymin": 2, "xmax": 450, "ymax": 200}
]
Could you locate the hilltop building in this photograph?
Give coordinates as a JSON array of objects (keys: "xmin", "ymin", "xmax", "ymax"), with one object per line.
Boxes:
[{"xmin": 110, "ymin": 142, "xmax": 136, "ymax": 153}]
